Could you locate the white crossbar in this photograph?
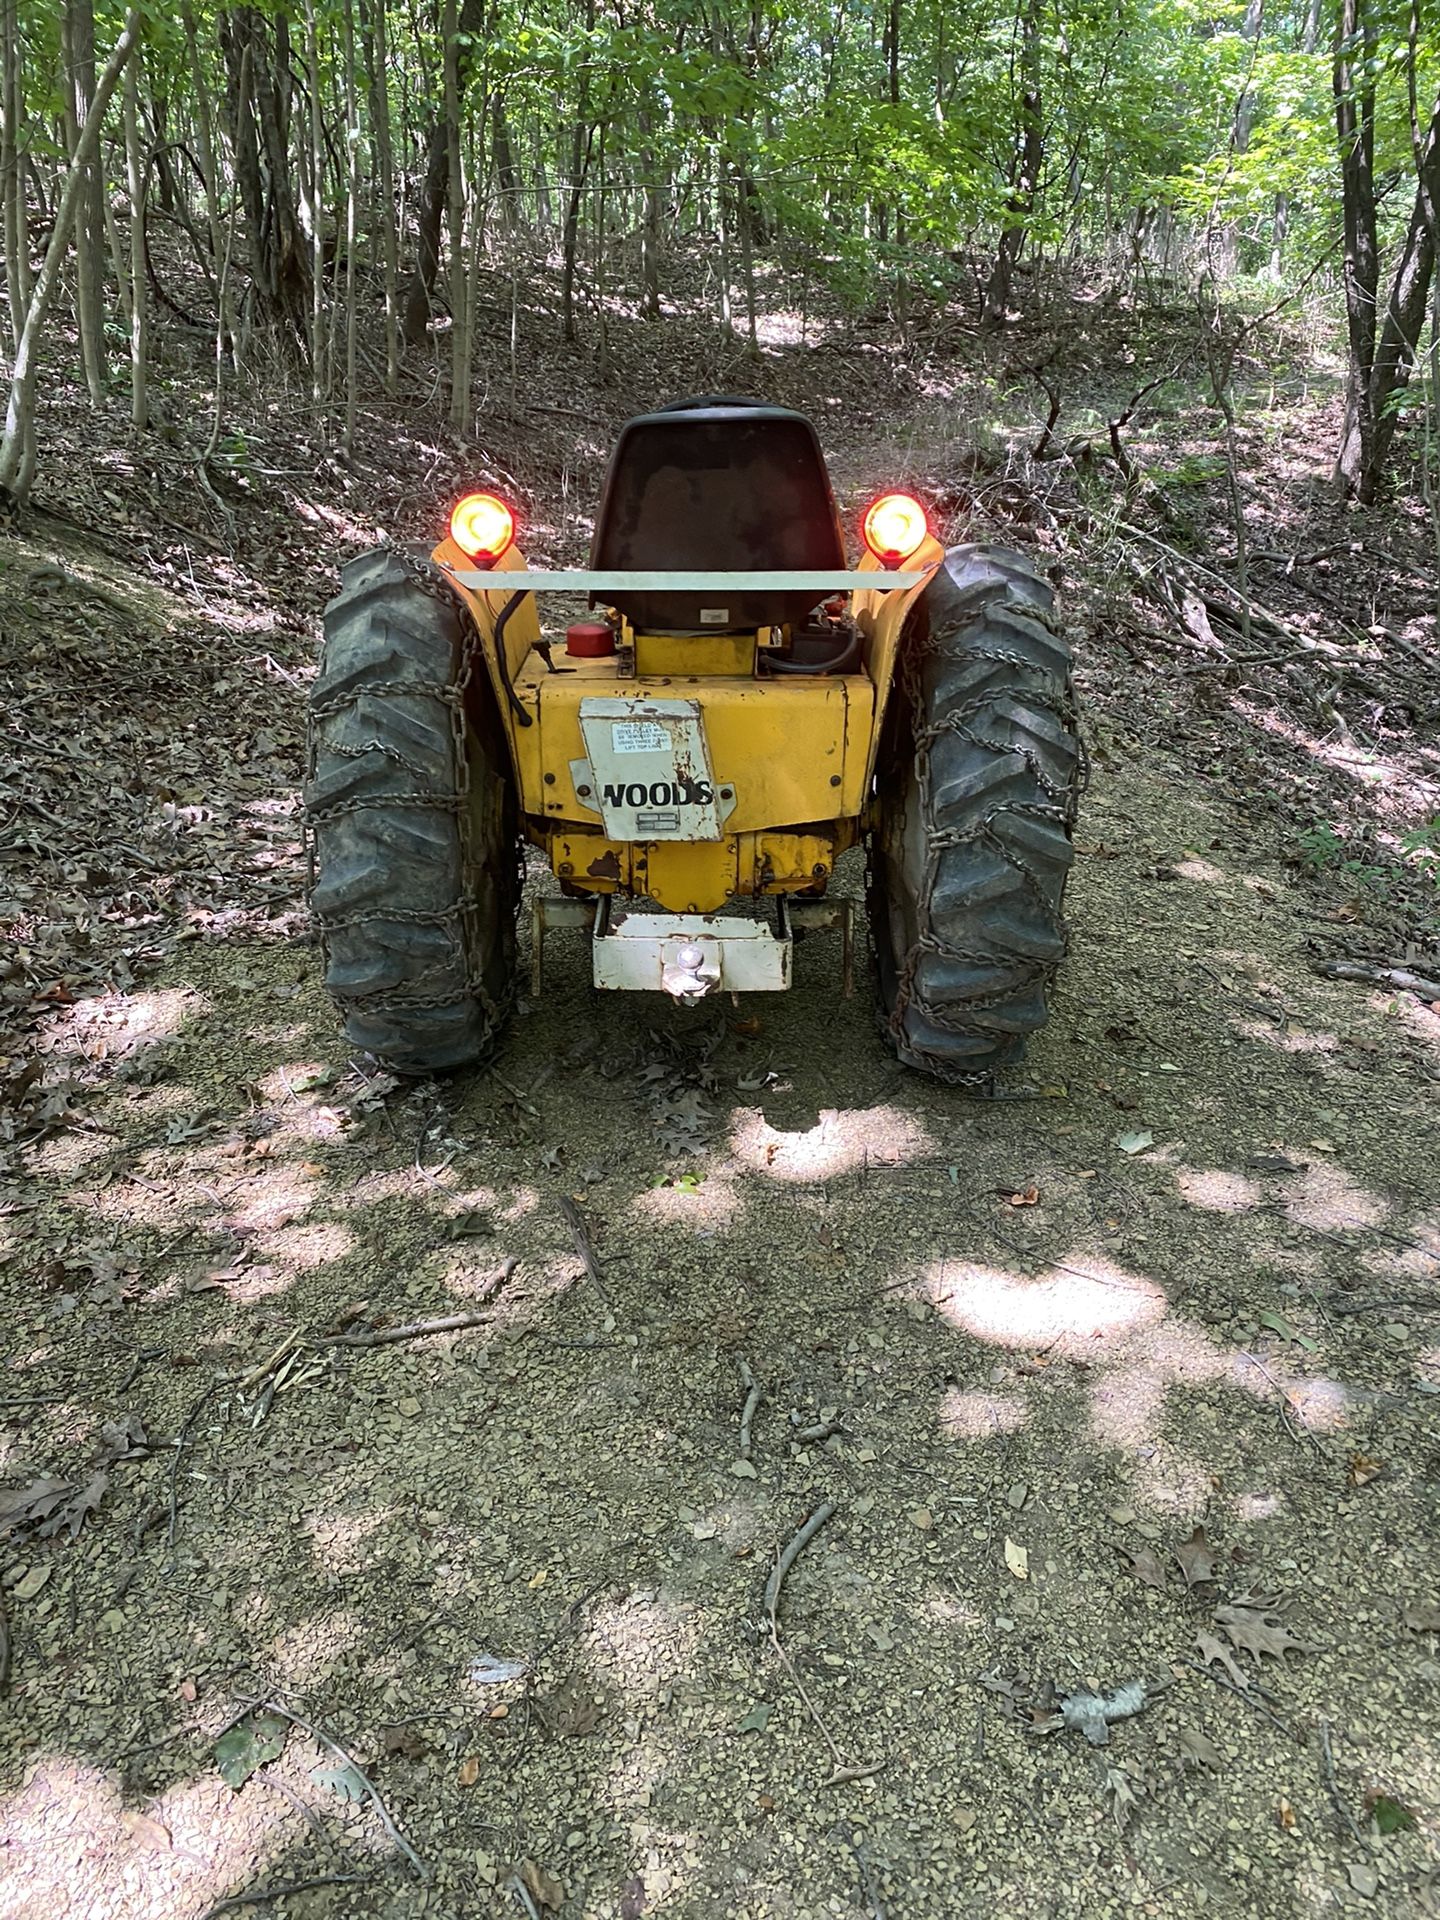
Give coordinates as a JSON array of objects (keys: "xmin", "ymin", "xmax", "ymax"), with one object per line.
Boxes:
[{"xmin": 447, "ymin": 569, "xmax": 927, "ymax": 593}]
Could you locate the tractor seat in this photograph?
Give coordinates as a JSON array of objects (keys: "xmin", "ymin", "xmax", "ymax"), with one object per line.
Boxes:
[{"xmin": 590, "ymin": 400, "xmax": 846, "ymax": 634}]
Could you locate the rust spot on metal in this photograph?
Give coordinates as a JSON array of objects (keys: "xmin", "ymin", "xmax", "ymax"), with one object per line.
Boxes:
[{"xmin": 587, "ymin": 850, "xmax": 622, "ymax": 881}]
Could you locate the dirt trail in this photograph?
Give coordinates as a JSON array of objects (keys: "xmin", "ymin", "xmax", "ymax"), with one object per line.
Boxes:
[
  {"xmin": 3, "ymin": 342, "xmax": 1440, "ymax": 1917},
  {"xmin": 5, "ymin": 639, "xmax": 1440, "ymax": 1917}
]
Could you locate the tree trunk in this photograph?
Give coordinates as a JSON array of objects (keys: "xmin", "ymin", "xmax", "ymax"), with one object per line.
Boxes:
[
  {"xmin": 1360, "ymin": 83, "xmax": 1440, "ymax": 498},
  {"xmin": 491, "ymin": 93, "xmax": 517, "ymax": 233},
  {"xmin": 341, "ymin": 0, "xmax": 361, "ymax": 451},
  {"xmin": 123, "ymin": 47, "xmax": 147, "ymax": 428},
  {"xmin": 0, "ymin": 12, "xmax": 143, "ymax": 499},
  {"xmin": 1333, "ymin": 0, "xmax": 1380, "ymax": 492},
  {"xmin": 444, "ymin": 0, "xmax": 469, "ymax": 429},
  {"xmin": 219, "ymin": 6, "xmax": 309, "ymax": 338},
  {"xmin": 402, "ymin": 0, "xmax": 486, "ymax": 345},
  {"xmin": 1, "ymin": 0, "xmax": 31, "ymax": 350},
  {"xmin": 64, "ymin": 0, "xmax": 109, "ymax": 404},
  {"xmin": 366, "ymin": 0, "xmax": 399, "ymax": 389},
  {"xmin": 982, "ymin": 0, "xmax": 1045, "ymax": 325},
  {"xmin": 638, "ymin": 110, "xmax": 661, "ymax": 318}
]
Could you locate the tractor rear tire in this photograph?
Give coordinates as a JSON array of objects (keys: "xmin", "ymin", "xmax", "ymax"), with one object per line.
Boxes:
[
  {"xmin": 305, "ymin": 548, "xmax": 520, "ymax": 1073},
  {"xmin": 868, "ymin": 543, "xmax": 1080, "ymax": 1084}
]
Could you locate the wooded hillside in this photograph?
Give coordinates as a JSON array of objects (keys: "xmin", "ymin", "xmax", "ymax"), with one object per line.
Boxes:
[{"xmin": 1, "ymin": 0, "xmax": 1438, "ymax": 511}]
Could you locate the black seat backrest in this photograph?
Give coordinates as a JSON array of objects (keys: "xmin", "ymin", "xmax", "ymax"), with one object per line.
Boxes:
[{"xmin": 589, "ymin": 401, "xmax": 845, "ymax": 633}]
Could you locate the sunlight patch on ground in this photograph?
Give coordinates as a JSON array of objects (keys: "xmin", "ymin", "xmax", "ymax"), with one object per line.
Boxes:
[
  {"xmin": 729, "ymin": 1104, "xmax": 933, "ymax": 1181},
  {"xmin": 590, "ymin": 1587, "xmax": 703, "ymax": 1697},
  {"xmin": 20, "ymin": 1129, "xmax": 114, "ymax": 1180},
  {"xmin": 937, "ymin": 1387, "xmax": 1028, "ymax": 1439},
  {"xmin": 1236, "ymin": 1491, "xmax": 1287, "ymax": 1521},
  {"xmin": 919, "ymin": 1586, "xmax": 985, "ymax": 1631},
  {"xmin": 1270, "ymin": 1372, "xmax": 1354, "ymax": 1430},
  {"xmin": 932, "ymin": 1256, "xmax": 1166, "ymax": 1357},
  {"xmin": 250, "ymin": 1219, "xmax": 356, "ymax": 1275},
  {"xmin": 633, "ymin": 1167, "xmax": 741, "ymax": 1229},
  {"xmin": 1236, "ymin": 1018, "xmax": 1338, "ymax": 1055},
  {"xmin": 0, "ymin": 1756, "xmax": 288, "ymax": 1919},
  {"xmin": 1230, "ymin": 697, "xmax": 1440, "ymax": 824},
  {"xmin": 218, "ymin": 1164, "xmax": 320, "ymax": 1236},
  {"xmin": 1132, "ymin": 1450, "xmax": 1216, "ymax": 1515},
  {"xmin": 498, "ymin": 1186, "xmax": 541, "ymax": 1225},
  {"xmin": 924, "ymin": 1254, "xmax": 1358, "ymax": 1448},
  {"xmin": 289, "ymin": 496, "xmax": 378, "ymax": 544},
  {"xmin": 304, "ymin": 1509, "xmax": 391, "ymax": 1573},
  {"xmin": 1175, "ymin": 1164, "xmax": 1263, "ymax": 1213},
  {"xmin": 38, "ymin": 985, "xmax": 206, "ymax": 1063},
  {"xmin": 1282, "ymin": 1161, "xmax": 1386, "ymax": 1233},
  {"xmin": 1174, "ymin": 854, "xmax": 1229, "ymax": 884},
  {"xmin": 1396, "ymin": 994, "xmax": 1440, "ymax": 1063}
]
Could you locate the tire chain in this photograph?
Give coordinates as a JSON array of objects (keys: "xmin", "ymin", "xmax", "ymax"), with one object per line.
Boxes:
[
  {"xmin": 304, "ymin": 546, "xmax": 518, "ymax": 1029},
  {"xmin": 884, "ymin": 608, "xmax": 1082, "ymax": 1092}
]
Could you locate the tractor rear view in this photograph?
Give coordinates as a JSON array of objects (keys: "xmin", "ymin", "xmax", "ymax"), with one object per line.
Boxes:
[{"xmin": 306, "ymin": 398, "xmax": 1081, "ymax": 1082}]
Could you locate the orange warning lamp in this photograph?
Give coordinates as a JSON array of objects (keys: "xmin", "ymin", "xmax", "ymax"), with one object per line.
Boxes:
[
  {"xmin": 449, "ymin": 491, "xmax": 516, "ymax": 567},
  {"xmin": 861, "ymin": 491, "xmax": 928, "ymax": 569}
]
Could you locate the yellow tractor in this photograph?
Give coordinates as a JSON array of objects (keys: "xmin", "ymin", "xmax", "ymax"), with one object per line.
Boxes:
[{"xmin": 306, "ymin": 398, "xmax": 1080, "ymax": 1084}]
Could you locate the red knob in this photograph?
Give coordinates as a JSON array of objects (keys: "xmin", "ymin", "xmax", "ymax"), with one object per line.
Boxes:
[{"xmin": 566, "ymin": 621, "xmax": 616, "ymax": 658}]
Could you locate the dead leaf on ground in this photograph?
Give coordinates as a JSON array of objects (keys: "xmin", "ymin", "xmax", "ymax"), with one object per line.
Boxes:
[
  {"xmin": 539, "ymin": 1684, "xmax": 601, "ymax": 1738},
  {"xmin": 1119, "ymin": 1544, "xmax": 1167, "ymax": 1590},
  {"xmin": 0, "ymin": 1476, "xmax": 72, "ymax": 1535},
  {"xmin": 1004, "ymin": 1537, "xmax": 1029, "ymax": 1580},
  {"xmin": 1174, "ymin": 1525, "xmax": 1220, "ymax": 1589},
  {"xmin": 1349, "ymin": 1453, "xmax": 1385, "ymax": 1487},
  {"xmin": 1195, "ymin": 1629, "xmax": 1250, "ymax": 1689},
  {"xmin": 0, "ymin": 1470, "xmax": 109, "ymax": 1542},
  {"xmin": 98, "ymin": 1413, "xmax": 150, "ymax": 1461},
  {"xmin": 1177, "ymin": 1726, "xmax": 1223, "ymax": 1770},
  {"xmin": 1215, "ymin": 1598, "xmax": 1310, "ymax": 1662},
  {"xmin": 1100, "ymin": 1762, "xmax": 1146, "ymax": 1829},
  {"xmin": 382, "ymin": 1726, "xmax": 427, "ymax": 1759},
  {"xmin": 121, "ymin": 1809, "xmax": 172, "ymax": 1851},
  {"xmin": 520, "ymin": 1859, "xmax": 565, "ymax": 1910},
  {"xmin": 458, "ymin": 1755, "xmax": 480, "ymax": 1788},
  {"xmin": 1275, "ymin": 1796, "xmax": 1298, "ymax": 1833}
]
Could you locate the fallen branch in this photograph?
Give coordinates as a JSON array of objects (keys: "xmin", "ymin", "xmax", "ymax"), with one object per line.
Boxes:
[
  {"xmin": 1180, "ymin": 1657, "xmax": 1293, "ymax": 1738},
  {"xmin": 200, "ymin": 1873, "xmax": 374, "ymax": 1918},
  {"xmin": 258, "ymin": 1698, "xmax": 426, "ymax": 1880},
  {"xmin": 313, "ymin": 1262, "xmax": 517, "ymax": 1348},
  {"xmin": 1319, "ymin": 1716, "xmax": 1369, "ymax": 1851},
  {"xmin": 557, "ymin": 1195, "xmax": 612, "ymax": 1307},
  {"xmin": 738, "ymin": 1360, "xmax": 762, "ymax": 1461},
  {"xmin": 166, "ymin": 1380, "xmax": 228, "ymax": 1552},
  {"xmin": 764, "ymin": 1499, "xmax": 837, "ymax": 1631},
  {"xmin": 760, "ymin": 1500, "xmax": 874, "ymax": 1786},
  {"xmin": 0, "ymin": 1586, "xmax": 10, "ymax": 1698},
  {"xmin": 1312, "ymin": 960, "xmax": 1440, "ymax": 1000},
  {"xmin": 1328, "ymin": 1293, "xmax": 1439, "ymax": 1317}
]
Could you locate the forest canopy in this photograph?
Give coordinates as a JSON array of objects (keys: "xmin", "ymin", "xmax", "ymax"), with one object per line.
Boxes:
[{"xmin": 1, "ymin": 0, "xmax": 1438, "ymax": 503}]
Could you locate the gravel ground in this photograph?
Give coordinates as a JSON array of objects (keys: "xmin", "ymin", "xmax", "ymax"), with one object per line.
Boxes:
[
  {"xmin": 5, "ymin": 705, "xmax": 1439, "ymax": 1920},
  {"xmin": 3, "ymin": 330, "xmax": 1439, "ymax": 1918}
]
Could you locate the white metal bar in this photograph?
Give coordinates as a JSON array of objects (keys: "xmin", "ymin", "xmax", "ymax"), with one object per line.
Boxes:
[{"xmin": 447, "ymin": 569, "xmax": 927, "ymax": 594}]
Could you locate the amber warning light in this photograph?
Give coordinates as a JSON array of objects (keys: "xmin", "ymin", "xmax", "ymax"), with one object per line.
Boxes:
[
  {"xmin": 861, "ymin": 491, "xmax": 928, "ymax": 569},
  {"xmin": 449, "ymin": 491, "xmax": 516, "ymax": 567}
]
